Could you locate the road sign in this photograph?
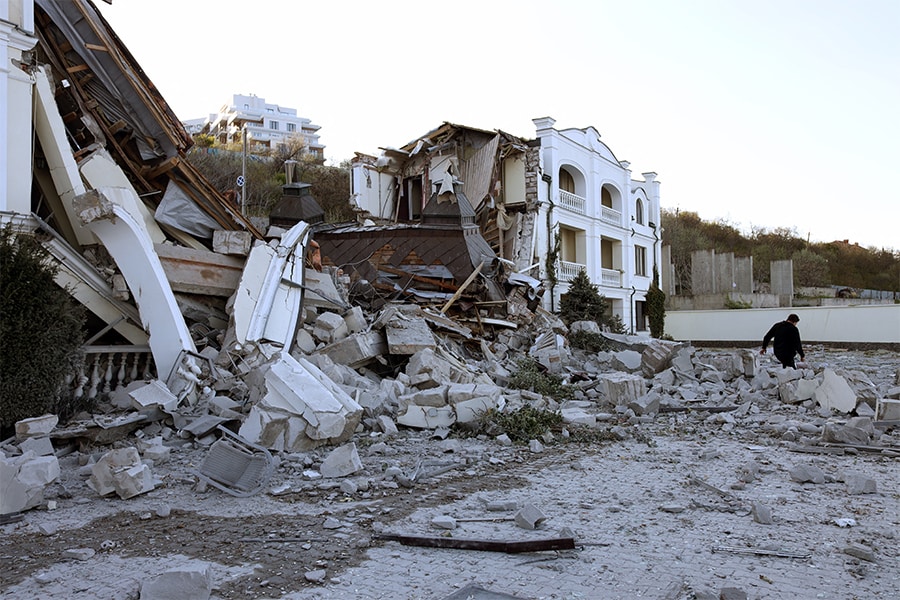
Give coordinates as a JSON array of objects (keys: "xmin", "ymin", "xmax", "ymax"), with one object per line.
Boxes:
[{"xmin": 236, "ymin": 175, "xmax": 245, "ymax": 187}]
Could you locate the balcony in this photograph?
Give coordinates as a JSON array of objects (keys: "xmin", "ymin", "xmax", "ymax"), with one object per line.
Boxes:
[
  {"xmin": 600, "ymin": 206, "xmax": 622, "ymax": 226},
  {"xmin": 558, "ymin": 260, "xmax": 586, "ymax": 281},
  {"xmin": 558, "ymin": 190, "xmax": 586, "ymax": 215},
  {"xmin": 601, "ymin": 268, "xmax": 622, "ymax": 287}
]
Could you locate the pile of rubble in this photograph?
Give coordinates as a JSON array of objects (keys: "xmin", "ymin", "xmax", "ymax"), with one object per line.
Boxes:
[{"xmin": 3, "ymin": 265, "xmax": 899, "ymax": 516}]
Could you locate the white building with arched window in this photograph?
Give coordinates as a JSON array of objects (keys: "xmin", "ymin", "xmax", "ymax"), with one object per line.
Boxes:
[{"xmin": 532, "ymin": 117, "xmax": 662, "ymax": 333}]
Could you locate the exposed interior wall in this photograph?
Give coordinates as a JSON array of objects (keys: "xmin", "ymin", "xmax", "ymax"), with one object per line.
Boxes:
[{"xmin": 665, "ymin": 305, "xmax": 900, "ymax": 345}]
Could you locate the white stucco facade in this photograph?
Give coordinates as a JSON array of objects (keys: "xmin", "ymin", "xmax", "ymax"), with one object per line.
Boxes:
[
  {"xmin": 532, "ymin": 117, "xmax": 662, "ymax": 333},
  {"xmin": 1, "ymin": 0, "xmax": 37, "ymax": 212}
]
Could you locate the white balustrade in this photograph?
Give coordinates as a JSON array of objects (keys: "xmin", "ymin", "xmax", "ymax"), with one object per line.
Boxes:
[
  {"xmin": 68, "ymin": 347, "xmax": 154, "ymax": 403},
  {"xmin": 601, "ymin": 206, "xmax": 622, "ymax": 226},
  {"xmin": 559, "ymin": 261, "xmax": 587, "ymax": 282},
  {"xmin": 601, "ymin": 268, "xmax": 622, "ymax": 287},
  {"xmin": 558, "ymin": 190, "xmax": 586, "ymax": 215}
]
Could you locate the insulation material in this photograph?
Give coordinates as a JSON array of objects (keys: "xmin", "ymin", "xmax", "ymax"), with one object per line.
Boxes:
[{"xmin": 154, "ymin": 180, "xmax": 221, "ymax": 239}]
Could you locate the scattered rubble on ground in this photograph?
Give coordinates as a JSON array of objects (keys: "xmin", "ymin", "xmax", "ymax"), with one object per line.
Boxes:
[{"xmin": 2, "ymin": 270, "xmax": 899, "ymax": 597}]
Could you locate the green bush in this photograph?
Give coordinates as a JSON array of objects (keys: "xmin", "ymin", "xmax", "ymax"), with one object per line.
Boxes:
[
  {"xmin": 647, "ymin": 266, "xmax": 666, "ymax": 338},
  {"xmin": 473, "ymin": 405, "xmax": 563, "ymax": 443},
  {"xmin": 507, "ymin": 355, "xmax": 575, "ymax": 402},
  {"xmin": 0, "ymin": 225, "xmax": 85, "ymax": 432},
  {"xmin": 569, "ymin": 330, "xmax": 611, "ymax": 352}
]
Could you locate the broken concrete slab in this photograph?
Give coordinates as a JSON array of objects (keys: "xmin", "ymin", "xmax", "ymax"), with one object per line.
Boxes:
[
  {"xmin": 302, "ymin": 267, "xmax": 347, "ymax": 311},
  {"xmin": 514, "ymin": 503, "xmax": 547, "ymax": 530},
  {"xmin": 397, "ymin": 404, "xmax": 456, "ymax": 429},
  {"xmin": 814, "ymin": 369, "xmax": 857, "ymax": 414},
  {"xmin": 212, "ymin": 229, "xmax": 252, "ymax": 256},
  {"xmin": 843, "ymin": 472, "xmax": 877, "ymax": 495},
  {"xmin": 88, "ymin": 447, "xmax": 155, "ymax": 499},
  {"xmin": 18, "ymin": 436, "xmax": 55, "ymax": 457},
  {"xmin": 641, "ymin": 339, "xmax": 682, "ymax": 376},
  {"xmin": 140, "ymin": 563, "xmax": 212, "ymax": 600},
  {"xmin": 596, "ymin": 372, "xmax": 648, "ymax": 406},
  {"xmin": 612, "ymin": 350, "xmax": 643, "ymax": 373},
  {"xmin": 313, "ymin": 311, "xmax": 349, "ymax": 344},
  {"xmin": 315, "ymin": 330, "xmax": 388, "ymax": 369},
  {"xmin": 789, "ymin": 464, "xmax": 826, "ymax": 484},
  {"xmin": 129, "ymin": 379, "xmax": 179, "ymax": 413},
  {"xmin": 385, "ymin": 313, "xmax": 436, "ymax": 355},
  {"xmin": 406, "ymin": 347, "xmax": 452, "ymax": 389},
  {"xmin": 14, "ymin": 414, "xmax": 59, "ymax": 440},
  {"xmin": 238, "ymin": 352, "xmax": 362, "ymax": 452},
  {"xmin": 822, "ymin": 423, "xmax": 871, "ymax": 445},
  {"xmin": 320, "ymin": 443, "xmax": 363, "ymax": 478},
  {"xmin": 629, "ymin": 391, "xmax": 661, "ymax": 416},
  {"xmin": 876, "ymin": 398, "xmax": 900, "ymax": 421},
  {"xmin": 0, "ymin": 451, "xmax": 60, "ymax": 514}
]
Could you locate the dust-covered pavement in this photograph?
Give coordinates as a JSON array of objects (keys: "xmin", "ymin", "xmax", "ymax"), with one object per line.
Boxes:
[{"xmin": 2, "ymin": 347, "xmax": 898, "ymax": 600}]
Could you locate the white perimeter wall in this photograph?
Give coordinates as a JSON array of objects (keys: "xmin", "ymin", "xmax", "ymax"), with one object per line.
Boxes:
[{"xmin": 666, "ymin": 305, "xmax": 900, "ymax": 345}]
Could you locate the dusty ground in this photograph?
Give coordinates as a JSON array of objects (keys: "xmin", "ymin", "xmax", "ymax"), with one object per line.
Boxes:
[{"xmin": 1, "ymin": 347, "xmax": 898, "ymax": 600}]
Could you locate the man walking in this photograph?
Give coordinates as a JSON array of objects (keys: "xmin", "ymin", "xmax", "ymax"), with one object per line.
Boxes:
[{"xmin": 761, "ymin": 313, "xmax": 805, "ymax": 368}]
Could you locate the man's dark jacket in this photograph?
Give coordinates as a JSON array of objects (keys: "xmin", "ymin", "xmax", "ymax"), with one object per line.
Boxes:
[{"xmin": 762, "ymin": 321, "xmax": 804, "ymax": 360}]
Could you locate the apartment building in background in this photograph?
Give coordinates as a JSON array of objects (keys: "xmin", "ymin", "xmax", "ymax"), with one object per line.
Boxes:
[{"xmin": 187, "ymin": 94, "xmax": 325, "ymax": 161}]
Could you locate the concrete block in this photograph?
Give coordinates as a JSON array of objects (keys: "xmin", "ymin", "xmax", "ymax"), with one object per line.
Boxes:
[
  {"xmin": 612, "ymin": 350, "xmax": 643, "ymax": 373},
  {"xmin": 432, "ymin": 515, "xmax": 457, "ymax": 530},
  {"xmin": 406, "ymin": 348, "xmax": 451, "ymax": 388},
  {"xmin": 1, "ymin": 452, "xmax": 60, "ymax": 514},
  {"xmin": 385, "ymin": 316, "xmax": 435, "ymax": 355},
  {"xmin": 320, "ymin": 443, "xmax": 363, "ymax": 478},
  {"xmin": 397, "ymin": 404, "xmax": 456, "ymax": 429},
  {"xmin": 514, "ymin": 503, "xmax": 547, "ymax": 529},
  {"xmin": 814, "ymin": 369, "xmax": 857, "ymax": 414},
  {"xmin": 88, "ymin": 447, "xmax": 155, "ymax": 499},
  {"xmin": 641, "ymin": 339, "xmax": 681, "ymax": 376},
  {"xmin": 19, "ymin": 436, "xmax": 55, "ymax": 457},
  {"xmin": 294, "ymin": 328, "xmax": 317, "ymax": 354},
  {"xmin": 751, "ymin": 501, "xmax": 773, "ymax": 524},
  {"xmin": 844, "ymin": 472, "xmax": 877, "ymax": 495},
  {"xmin": 569, "ymin": 320, "xmax": 601, "ymax": 334},
  {"xmin": 15, "ymin": 414, "xmax": 58, "ymax": 440},
  {"xmin": 561, "ymin": 406, "xmax": 597, "ymax": 427},
  {"xmin": 407, "ymin": 386, "xmax": 448, "ymax": 407},
  {"xmin": 130, "ymin": 380, "xmax": 178, "ymax": 413},
  {"xmin": 789, "ymin": 464, "xmax": 825, "ymax": 484},
  {"xmin": 140, "ymin": 564, "xmax": 212, "ymax": 600},
  {"xmin": 629, "ymin": 391, "xmax": 661, "ymax": 416},
  {"xmin": 303, "ymin": 268, "xmax": 345, "ymax": 310},
  {"xmin": 454, "ymin": 396, "xmax": 496, "ymax": 424},
  {"xmin": 239, "ymin": 352, "xmax": 362, "ymax": 452},
  {"xmin": 376, "ymin": 415, "xmax": 399, "ymax": 436},
  {"xmin": 342, "ymin": 306, "xmax": 368, "ymax": 334},
  {"xmin": 876, "ymin": 398, "xmax": 900, "ymax": 420},
  {"xmin": 822, "ymin": 423, "xmax": 870, "ymax": 445},
  {"xmin": 313, "ymin": 311, "xmax": 349, "ymax": 344},
  {"xmin": 596, "ymin": 373, "xmax": 647, "ymax": 406},
  {"xmin": 316, "ymin": 330, "xmax": 387, "ymax": 369},
  {"xmin": 212, "ymin": 229, "xmax": 252, "ymax": 256},
  {"xmin": 843, "ymin": 543, "xmax": 877, "ymax": 563}
]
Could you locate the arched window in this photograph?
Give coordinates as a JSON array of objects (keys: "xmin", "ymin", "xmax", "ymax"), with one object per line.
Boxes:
[
  {"xmin": 559, "ymin": 169, "xmax": 575, "ymax": 193},
  {"xmin": 635, "ymin": 199, "xmax": 644, "ymax": 225}
]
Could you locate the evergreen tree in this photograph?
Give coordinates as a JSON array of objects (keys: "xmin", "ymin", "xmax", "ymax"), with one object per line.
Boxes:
[
  {"xmin": 647, "ymin": 266, "xmax": 666, "ymax": 338},
  {"xmin": 559, "ymin": 269, "xmax": 609, "ymax": 326}
]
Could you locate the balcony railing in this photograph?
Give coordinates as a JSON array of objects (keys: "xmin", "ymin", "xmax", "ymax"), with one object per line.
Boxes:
[
  {"xmin": 559, "ymin": 261, "xmax": 586, "ymax": 281},
  {"xmin": 601, "ymin": 268, "xmax": 622, "ymax": 287},
  {"xmin": 66, "ymin": 346, "xmax": 155, "ymax": 403},
  {"xmin": 600, "ymin": 206, "xmax": 622, "ymax": 226},
  {"xmin": 558, "ymin": 190, "xmax": 586, "ymax": 215}
]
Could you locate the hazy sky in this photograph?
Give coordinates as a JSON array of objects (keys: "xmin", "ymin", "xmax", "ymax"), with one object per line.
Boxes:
[{"xmin": 95, "ymin": 0, "xmax": 898, "ymax": 250}]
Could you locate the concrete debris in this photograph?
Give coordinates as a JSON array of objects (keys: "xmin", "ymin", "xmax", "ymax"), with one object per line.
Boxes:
[
  {"xmin": 238, "ymin": 352, "xmax": 362, "ymax": 451},
  {"xmin": 788, "ymin": 464, "xmax": 826, "ymax": 484},
  {"xmin": 140, "ymin": 564, "xmax": 213, "ymax": 600},
  {"xmin": 88, "ymin": 447, "xmax": 155, "ymax": 499},
  {"xmin": 513, "ymin": 503, "xmax": 547, "ymax": 530},
  {"xmin": 0, "ymin": 451, "xmax": 60, "ymax": 514},
  {"xmin": 319, "ymin": 443, "xmax": 363, "ymax": 478},
  {"xmin": 814, "ymin": 368, "xmax": 858, "ymax": 414},
  {"xmin": 15, "ymin": 414, "xmax": 59, "ymax": 440}
]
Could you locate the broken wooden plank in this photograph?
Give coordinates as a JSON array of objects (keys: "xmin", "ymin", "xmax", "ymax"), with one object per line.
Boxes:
[
  {"xmin": 712, "ymin": 545, "xmax": 810, "ymax": 559},
  {"xmin": 440, "ymin": 261, "xmax": 484, "ymax": 314},
  {"xmin": 375, "ymin": 533, "xmax": 575, "ymax": 554}
]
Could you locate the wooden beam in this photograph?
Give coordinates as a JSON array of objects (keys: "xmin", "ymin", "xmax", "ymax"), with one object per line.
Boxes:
[
  {"xmin": 440, "ymin": 261, "xmax": 484, "ymax": 314},
  {"xmin": 376, "ymin": 533, "xmax": 576, "ymax": 554}
]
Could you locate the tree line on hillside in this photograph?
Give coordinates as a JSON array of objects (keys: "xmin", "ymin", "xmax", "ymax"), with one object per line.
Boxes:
[
  {"xmin": 188, "ymin": 135, "xmax": 354, "ymax": 223},
  {"xmin": 661, "ymin": 208, "xmax": 900, "ymax": 295}
]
